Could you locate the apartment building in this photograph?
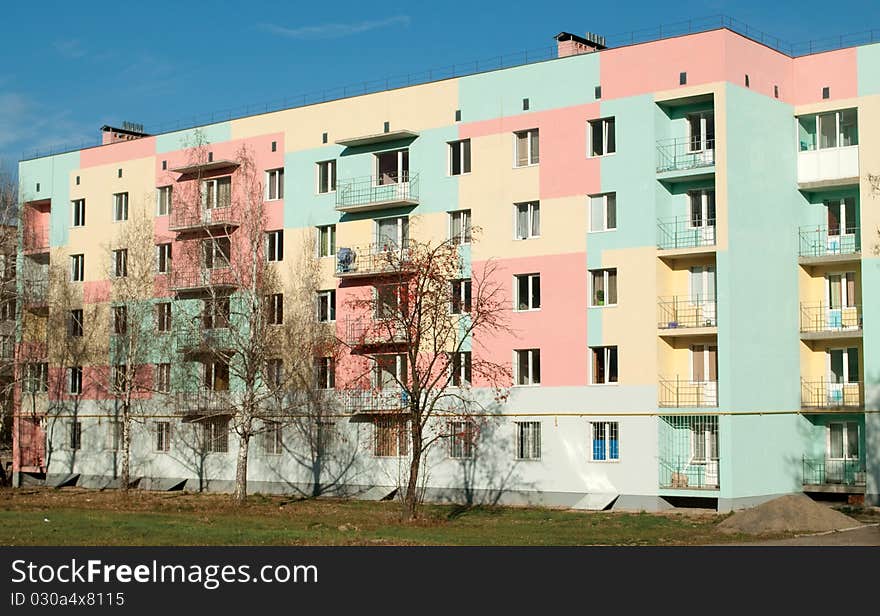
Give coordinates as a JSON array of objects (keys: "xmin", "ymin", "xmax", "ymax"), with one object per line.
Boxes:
[{"xmin": 12, "ymin": 24, "xmax": 880, "ymax": 511}]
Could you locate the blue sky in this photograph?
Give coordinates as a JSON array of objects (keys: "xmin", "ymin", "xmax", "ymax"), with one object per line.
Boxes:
[{"xmin": 0, "ymin": 0, "xmax": 874, "ymax": 171}]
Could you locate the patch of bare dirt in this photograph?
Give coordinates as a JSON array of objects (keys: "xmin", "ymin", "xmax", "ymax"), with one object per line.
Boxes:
[{"xmin": 718, "ymin": 494, "xmax": 862, "ymax": 534}]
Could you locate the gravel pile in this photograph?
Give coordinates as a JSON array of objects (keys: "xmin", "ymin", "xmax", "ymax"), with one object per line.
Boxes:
[{"xmin": 718, "ymin": 494, "xmax": 861, "ymax": 534}]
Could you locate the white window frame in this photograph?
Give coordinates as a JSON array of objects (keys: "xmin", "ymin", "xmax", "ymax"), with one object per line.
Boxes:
[
  {"xmin": 155, "ymin": 421, "xmax": 171, "ymax": 452},
  {"xmin": 316, "ymin": 160, "xmax": 337, "ymax": 194},
  {"xmin": 373, "ymin": 354, "xmax": 407, "ymax": 390},
  {"xmin": 590, "ymin": 421, "xmax": 620, "ymax": 462},
  {"xmin": 203, "ymin": 237, "xmax": 231, "ymax": 269},
  {"xmin": 156, "ymin": 302, "xmax": 172, "ymax": 332},
  {"xmin": 266, "ymin": 168, "xmax": 284, "ymax": 201},
  {"xmin": 375, "ymin": 216, "xmax": 409, "ymax": 250},
  {"xmin": 202, "ymin": 176, "xmax": 232, "ymax": 209},
  {"xmin": 316, "ymin": 290, "xmax": 336, "ymax": 323},
  {"xmin": 827, "ymin": 421, "xmax": 859, "ymax": 461},
  {"xmin": 373, "ymin": 419, "xmax": 409, "ymax": 457},
  {"xmin": 449, "ymin": 209, "xmax": 472, "ymax": 245},
  {"xmin": 587, "ymin": 117, "xmax": 616, "ymax": 157},
  {"xmin": 374, "ymin": 149, "xmax": 409, "ymax": 185},
  {"xmin": 263, "ymin": 420, "xmax": 284, "ymax": 455},
  {"xmin": 449, "ymin": 420, "xmax": 475, "ymax": 459},
  {"xmin": 112, "ymin": 248, "xmax": 128, "ymax": 278},
  {"xmin": 267, "ymin": 293, "xmax": 283, "ymax": 325},
  {"xmin": 515, "ymin": 421, "xmax": 541, "ymax": 460},
  {"xmin": 203, "ymin": 417, "xmax": 229, "ymax": 453},
  {"xmin": 514, "ymin": 349, "xmax": 541, "ymax": 386},
  {"xmin": 513, "ymin": 201, "xmax": 540, "ymax": 240},
  {"xmin": 450, "ymin": 351, "xmax": 472, "ymax": 387},
  {"xmin": 156, "ymin": 363, "xmax": 171, "ymax": 393},
  {"xmin": 314, "ymin": 357, "xmax": 335, "ymax": 390},
  {"xmin": 588, "ymin": 193, "xmax": 616, "ymax": 233},
  {"xmin": 686, "ymin": 112, "xmax": 715, "ymax": 153},
  {"xmin": 113, "ymin": 192, "xmax": 129, "ymax": 222},
  {"xmin": 450, "ymin": 278, "xmax": 472, "ymax": 315},
  {"xmin": 156, "ymin": 186, "xmax": 172, "ymax": 216},
  {"xmin": 317, "ymin": 225, "xmax": 336, "ymax": 258},
  {"xmin": 156, "ymin": 243, "xmax": 172, "ymax": 274},
  {"xmin": 69, "ymin": 309, "xmax": 84, "ymax": 337},
  {"xmin": 68, "ymin": 366, "xmax": 83, "ymax": 395},
  {"xmin": 69, "ymin": 421, "xmax": 82, "ymax": 450},
  {"xmin": 589, "ymin": 268, "xmax": 618, "ymax": 308},
  {"xmin": 265, "ymin": 230, "xmax": 284, "ymax": 262},
  {"xmin": 71, "ymin": 199, "xmax": 86, "ymax": 227},
  {"xmin": 448, "ymin": 139, "xmax": 472, "ymax": 176},
  {"xmin": 513, "ymin": 129, "xmax": 539, "ymax": 167},
  {"xmin": 591, "ymin": 346, "xmax": 618, "ymax": 385},
  {"xmin": 514, "ymin": 273, "xmax": 541, "ymax": 312},
  {"xmin": 70, "ymin": 254, "xmax": 84, "ymax": 282}
]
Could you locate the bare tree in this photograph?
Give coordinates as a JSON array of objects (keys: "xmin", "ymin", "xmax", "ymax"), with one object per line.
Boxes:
[
  {"xmin": 0, "ymin": 170, "xmax": 17, "ymax": 470},
  {"xmin": 343, "ymin": 231, "xmax": 511, "ymax": 520}
]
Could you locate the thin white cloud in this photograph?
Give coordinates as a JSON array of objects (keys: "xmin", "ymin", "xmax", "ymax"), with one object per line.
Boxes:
[
  {"xmin": 0, "ymin": 92, "xmax": 93, "ymax": 160},
  {"xmin": 53, "ymin": 39, "xmax": 88, "ymax": 59},
  {"xmin": 260, "ymin": 15, "xmax": 411, "ymax": 40}
]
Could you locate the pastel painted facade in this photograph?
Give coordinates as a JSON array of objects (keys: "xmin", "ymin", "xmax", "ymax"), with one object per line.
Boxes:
[{"xmin": 12, "ymin": 26, "xmax": 880, "ymax": 511}]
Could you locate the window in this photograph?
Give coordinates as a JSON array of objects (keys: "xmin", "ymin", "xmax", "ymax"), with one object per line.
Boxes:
[
  {"xmin": 266, "ymin": 293, "xmax": 283, "ymax": 325},
  {"xmin": 798, "ymin": 109, "xmax": 858, "ymax": 151},
  {"xmin": 317, "ymin": 160, "xmax": 337, "ymax": 193},
  {"xmin": 589, "ymin": 193, "xmax": 616, "ymax": 232},
  {"xmin": 515, "ymin": 349, "xmax": 541, "ymax": 386},
  {"xmin": 317, "ymin": 225, "xmax": 336, "ymax": 257},
  {"xmin": 203, "ymin": 236, "xmax": 231, "ymax": 269},
  {"xmin": 514, "ymin": 201, "xmax": 540, "ymax": 239},
  {"xmin": 449, "ymin": 139, "xmax": 472, "ymax": 175},
  {"xmin": 451, "ymin": 279, "xmax": 472, "ymax": 314},
  {"xmin": 71, "ymin": 199, "xmax": 85, "ymax": 227},
  {"xmin": 203, "ymin": 176, "xmax": 232, "ymax": 208},
  {"xmin": 24, "ymin": 363, "xmax": 48, "ymax": 392},
  {"xmin": 204, "ymin": 360, "xmax": 230, "ymax": 391},
  {"xmin": 588, "ymin": 117, "xmax": 616, "ymax": 156},
  {"xmin": 449, "ymin": 210, "xmax": 471, "ymax": 245},
  {"xmin": 69, "ymin": 309, "xmax": 84, "ymax": 337},
  {"xmin": 69, "ymin": 421, "xmax": 82, "ymax": 451},
  {"xmin": 155, "ymin": 421, "xmax": 171, "ymax": 452},
  {"xmin": 156, "ymin": 243, "xmax": 172, "ymax": 274},
  {"xmin": 590, "ymin": 269, "xmax": 618, "ymax": 307},
  {"xmin": 376, "ymin": 216, "xmax": 409, "ymax": 250},
  {"xmin": 591, "ymin": 422, "xmax": 619, "ymax": 461},
  {"xmin": 68, "ymin": 366, "xmax": 83, "ymax": 395},
  {"xmin": 70, "ymin": 254, "xmax": 84, "ymax": 282},
  {"xmin": 828, "ymin": 422, "xmax": 859, "ymax": 460},
  {"xmin": 263, "ymin": 421, "xmax": 283, "ymax": 455},
  {"xmin": 157, "ymin": 186, "xmax": 172, "ymax": 216},
  {"xmin": 153, "ymin": 302, "xmax": 171, "ymax": 333},
  {"xmin": 449, "ymin": 420, "xmax": 475, "ymax": 459},
  {"xmin": 828, "ymin": 347, "xmax": 859, "ymax": 384},
  {"xmin": 825, "ymin": 197, "xmax": 857, "ymax": 238},
  {"xmin": 514, "ymin": 129, "xmax": 539, "ymax": 166},
  {"xmin": 515, "ymin": 421, "xmax": 541, "ymax": 460},
  {"xmin": 691, "ymin": 421, "xmax": 718, "ymax": 464},
  {"xmin": 376, "ymin": 284, "xmax": 405, "ymax": 320},
  {"xmin": 317, "ymin": 290, "xmax": 336, "ymax": 322},
  {"xmin": 376, "ymin": 149, "xmax": 409, "ymax": 184},
  {"xmin": 687, "ymin": 112, "xmax": 715, "ymax": 153},
  {"xmin": 112, "ymin": 364, "xmax": 128, "ymax": 392},
  {"xmin": 266, "ymin": 168, "xmax": 284, "ymax": 200},
  {"xmin": 314, "ymin": 357, "xmax": 335, "ymax": 389},
  {"xmin": 374, "ymin": 419, "xmax": 409, "ymax": 457},
  {"xmin": 203, "ymin": 298, "xmax": 230, "ymax": 329},
  {"xmin": 450, "ymin": 351, "xmax": 472, "ymax": 387},
  {"xmin": 156, "ymin": 363, "xmax": 171, "ymax": 393},
  {"xmin": 265, "ymin": 230, "xmax": 284, "ymax": 262},
  {"xmin": 591, "ymin": 346, "xmax": 618, "ymax": 384},
  {"xmin": 515, "ymin": 274, "xmax": 541, "ymax": 311},
  {"xmin": 112, "ymin": 248, "xmax": 128, "ymax": 278},
  {"xmin": 374, "ymin": 354, "xmax": 407, "ymax": 390},
  {"xmin": 265, "ymin": 358, "xmax": 284, "ymax": 388},
  {"xmin": 113, "ymin": 306, "xmax": 127, "ymax": 335},
  {"xmin": 0, "ymin": 299, "xmax": 15, "ymax": 322},
  {"xmin": 113, "ymin": 192, "xmax": 129, "ymax": 221},
  {"xmin": 688, "ymin": 190, "xmax": 716, "ymax": 232},
  {"xmin": 203, "ymin": 417, "xmax": 229, "ymax": 453}
]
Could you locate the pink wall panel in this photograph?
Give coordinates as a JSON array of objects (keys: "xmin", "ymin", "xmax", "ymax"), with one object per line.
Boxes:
[
  {"xmin": 792, "ymin": 48, "xmax": 858, "ymax": 105},
  {"xmin": 80, "ymin": 136, "xmax": 157, "ymax": 168},
  {"xmin": 723, "ymin": 33, "xmax": 794, "ymax": 102}
]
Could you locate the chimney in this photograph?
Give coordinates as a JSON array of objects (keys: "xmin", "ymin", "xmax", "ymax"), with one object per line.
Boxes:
[
  {"xmin": 555, "ymin": 31, "xmax": 607, "ymax": 58},
  {"xmin": 101, "ymin": 121, "xmax": 150, "ymax": 145}
]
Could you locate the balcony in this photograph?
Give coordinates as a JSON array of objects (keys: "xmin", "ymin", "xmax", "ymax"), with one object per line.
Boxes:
[
  {"xmin": 335, "ymin": 129, "xmax": 418, "ymax": 148},
  {"xmin": 339, "ymin": 388, "xmax": 409, "ymax": 415},
  {"xmin": 344, "ymin": 317, "xmax": 408, "ymax": 353},
  {"xmin": 174, "ymin": 389, "xmax": 234, "ymax": 416},
  {"xmin": 174, "ymin": 320, "xmax": 235, "ymax": 356},
  {"xmin": 335, "ymin": 243, "xmax": 414, "ymax": 279},
  {"xmin": 802, "ymin": 457, "xmax": 866, "ymax": 493},
  {"xmin": 21, "ymin": 279, "xmax": 48, "ymax": 313},
  {"xmin": 168, "ymin": 206, "xmax": 239, "ymax": 234},
  {"xmin": 799, "ymin": 303, "xmax": 862, "ymax": 340},
  {"xmin": 798, "ymin": 225, "xmax": 860, "ymax": 266},
  {"xmin": 657, "ymin": 296, "xmax": 717, "ymax": 336},
  {"xmin": 335, "ymin": 173, "xmax": 419, "ymax": 213},
  {"xmin": 169, "ymin": 266, "xmax": 238, "ymax": 295},
  {"xmin": 657, "ymin": 217, "xmax": 716, "ymax": 257},
  {"xmin": 659, "ymin": 378, "xmax": 718, "ymax": 408},
  {"xmin": 797, "ymin": 146, "xmax": 859, "ymax": 190},
  {"xmin": 656, "ymin": 138, "xmax": 715, "ymax": 180},
  {"xmin": 801, "ymin": 380, "xmax": 863, "ymax": 410},
  {"xmin": 170, "ymin": 159, "xmax": 239, "ymax": 176},
  {"xmin": 658, "ymin": 415, "xmax": 719, "ymax": 490},
  {"xmin": 22, "ymin": 226, "xmax": 49, "ymax": 254}
]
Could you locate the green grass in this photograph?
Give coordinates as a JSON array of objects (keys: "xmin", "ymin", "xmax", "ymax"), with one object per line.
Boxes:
[{"xmin": 0, "ymin": 488, "xmax": 765, "ymax": 546}]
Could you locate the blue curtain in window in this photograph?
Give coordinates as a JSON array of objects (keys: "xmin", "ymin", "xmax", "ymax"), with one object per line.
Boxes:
[
  {"xmin": 609, "ymin": 439, "xmax": 619, "ymax": 460},
  {"xmin": 593, "ymin": 438, "xmax": 605, "ymax": 460}
]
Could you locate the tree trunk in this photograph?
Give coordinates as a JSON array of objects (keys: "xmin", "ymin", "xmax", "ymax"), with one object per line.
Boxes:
[
  {"xmin": 120, "ymin": 406, "xmax": 131, "ymax": 493},
  {"xmin": 402, "ymin": 416, "xmax": 423, "ymax": 521},
  {"xmin": 233, "ymin": 430, "xmax": 250, "ymax": 503}
]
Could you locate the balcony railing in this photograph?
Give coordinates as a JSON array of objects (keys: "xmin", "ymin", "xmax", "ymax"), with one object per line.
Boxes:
[
  {"xmin": 174, "ymin": 389, "xmax": 234, "ymax": 416},
  {"xmin": 21, "ymin": 279, "xmax": 48, "ymax": 308},
  {"xmin": 657, "ymin": 296, "xmax": 717, "ymax": 330},
  {"xmin": 657, "ymin": 217, "xmax": 716, "ymax": 251},
  {"xmin": 170, "ymin": 266, "xmax": 239, "ymax": 292},
  {"xmin": 339, "ymin": 389, "xmax": 410, "ymax": 415},
  {"xmin": 174, "ymin": 320, "xmax": 235, "ymax": 355},
  {"xmin": 659, "ymin": 378, "xmax": 718, "ymax": 408},
  {"xmin": 798, "ymin": 225, "xmax": 860, "ymax": 260},
  {"xmin": 656, "ymin": 138, "xmax": 715, "ymax": 173},
  {"xmin": 803, "ymin": 457, "xmax": 866, "ymax": 487},
  {"xmin": 336, "ymin": 173, "xmax": 419, "ymax": 212},
  {"xmin": 801, "ymin": 379, "xmax": 863, "ymax": 410},
  {"xmin": 659, "ymin": 457, "xmax": 720, "ymax": 490},
  {"xmin": 336, "ymin": 242, "xmax": 414, "ymax": 278},
  {"xmin": 169, "ymin": 205, "xmax": 239, "ymax": 232},
  {"xmin": 345, "ymin": 317, "xmax": 408, "ymax": 350},
  {"xmin": 22, "ymin": 226, "xmax": 49, "ymax": 253},
  {"xmin": 799, "ymin": 303, "xmax": 862, "ymax": 335}
]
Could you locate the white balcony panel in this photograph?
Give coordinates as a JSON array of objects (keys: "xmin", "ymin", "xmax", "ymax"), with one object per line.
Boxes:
[{"xmin": 798, "ymin": 146, "xmax": 859, "ymax": 185}]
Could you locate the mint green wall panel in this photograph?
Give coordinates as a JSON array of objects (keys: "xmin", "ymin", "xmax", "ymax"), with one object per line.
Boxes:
[
  {"xmin": 857, "ymin": 43, "xmax": 880, "ymax": 96},
  {"xmin": 19, "ymin": 151, "xmax": 80, "ymax": 247}
]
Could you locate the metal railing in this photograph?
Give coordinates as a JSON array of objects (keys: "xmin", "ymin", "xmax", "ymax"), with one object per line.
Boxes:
[
  {"xmin": 21, "ymin": 279, "xmax": 48, "ymax": 306},
  {"xmin": 799, "ymin": 303, "xmax": 862, "ymax": 334},
  {"xmin": 22, "ymin": 226, "xmax": 49, "ymax": 253},
  {"xmin": 169, "ymin": 205, "xmax": 239, "ymax": 232},
  {"xmin": 657, "ymin": 296, "xmax": 717, "ymax": 329},
  {"xmin": 803, "ymin": 457, "xmax": 866, "ymax": 487},
  {"xmin": 657, "ymin": 138, "xmax": 715, "ymax": 173},
  {"xmin": 345, "ymin": 317, "xmax": 408, "ymax": 349},
  {"xmin": 657, "ymin": 217, "xmax": 716, "ymax": 250},
  {"xmin": 21, "ymin": 15, "xmax": 880, "ymax": 161},
  {"xmin": 659, "ymin": 457, "xmax": 720, "ymax": 489},
  {"xmin": 336, "ymin": 242, "xmax": 413, "ymax": 277},
  {"xmin": 801, "ymin": 379, "xmax": 863, "ymax": 409},
  {"xmin": 339, "ymin": 389, "xmax": 410, "ymax": 415},
  {"xmin": 798, "ymin": 225, "xmax": 860, "ymax": 259},
  {"xmin": 174, "ymin": 389, "xmax": 235, "ymax": 415},
  {"xmin": 336, "ymin": 173, "xmax": 419, "ymax": 211},
  {"xmin": 659, "ymin": 378, "xmax": 719, "ymax": 408},
  {"xmin": 170, "ymin": 266, "xmax": 239, "ymax": 292}
]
